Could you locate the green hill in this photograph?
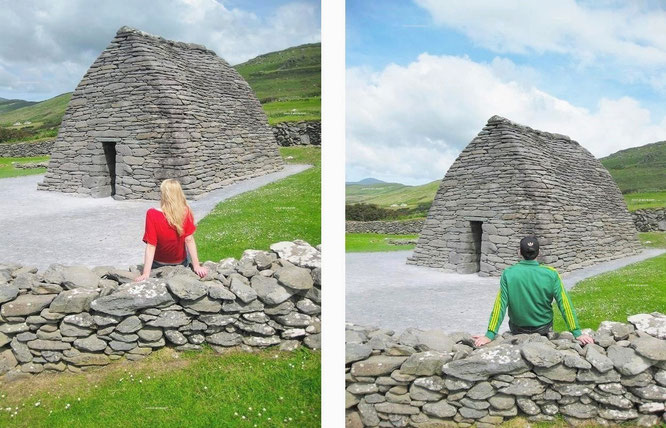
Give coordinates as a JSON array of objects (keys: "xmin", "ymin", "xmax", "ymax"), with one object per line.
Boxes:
[
  {"xmin": 346, "ymin": 180, "xmax": 440, "ymax": 209},
  {"xmin": 0, "ymin": 97, "xmax": 36, "ymax": 115},
  {"xmin": 600, "ymin": 141, "xmax": 666, "ymax": 194},
  {"xmin": 0, "ymin": 92, "xmax": 71, "ymax": 130},
  {"xmin": 234, "ymin": 42, "xmax": 320, "ymax": 124}
]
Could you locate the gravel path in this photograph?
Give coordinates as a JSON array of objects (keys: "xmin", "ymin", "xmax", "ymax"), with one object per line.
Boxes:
[
  {"xmin": 0, "ymin": 165, "xmax": 310, "ymax": 270},
  {"xmin": 346, "ymin": 248, "xmax": 665, "ymax": 334}
]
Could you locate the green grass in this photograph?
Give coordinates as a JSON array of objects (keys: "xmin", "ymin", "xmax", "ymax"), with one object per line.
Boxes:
[
  {"xmin": 346, "ymin": 233, "xmax": 418, "ymax": 252},
  {"xmin": 623, "ymin": 191, "xmax": 666, "ymax": 211},
  {"xmin": 195, "ymin": 147, "xmax": 320, "ymax": 261},
  {"xmin": 0, "ymin": 98, "xmax": 36, "ymax": 115},
  {"xmin": 0, "ymin": 346, "xmax": 320, "ymax": 427},
  {"xmin": 553, "ymin": 253, "xmax": 666, "ymax": 332},
  {"xmin": 0, "ymin": 156, "xmax": 49, "ymax": 178},
  {"xmin": 601, "ymin": 140, "xmax": 666, "ymax": 194},
  {"xmin": 639, "ymin": 231, "xmax": 666, "ymax": 248},
  {"xmin": 0, "ymin": 93, "xmax": 71, "ymax": 129},
  {"xmin": 263, "ymin": 97, "xmax": 320, "ymax": 125},
  {"xmin": 345, "ymin": 180, "xmax": 439, "ymax": 211}
]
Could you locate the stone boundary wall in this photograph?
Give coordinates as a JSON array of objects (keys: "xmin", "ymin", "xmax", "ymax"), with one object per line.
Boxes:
[
  {"xmin": 0, "ymin": 240, "xmax": 320, "ymax": 382},
  {"xmin": 0, "ymin": 140, "xmax": 54, "ymax": 158},
  {"xmin": 346, "ymin": 220, "xmax": 425, "ymax": 235},
  {"xmin": 272, "ymin": 121, "xmax": 321, "ymax": 146},
  {"xmin": 632, "ymin": 209, "xmax": 666, "ymax": 232},
  {"xmin": 346, "ymin": 313, "xmax": 666, "ymax": 427}
]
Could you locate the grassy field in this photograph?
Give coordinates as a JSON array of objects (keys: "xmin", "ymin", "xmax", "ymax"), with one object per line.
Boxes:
[
  {"xmin": 0, "ymin": 156, "xmax": 49, "ymax": 179},
  {"xmin": 0, "ymin": 97, "xmax": 36, "ymax": 115},
  {"xmin": 0, "ymin": 347, "xmax": 320, "ymax": 427},
  {"xmin": 346, "ymin": 233, "xmax": 418, "ymax": 252},
  {"xmin": 195, "ymin": 147, "xmax": 320, "ymax": 261},
  {"xmin": 640, "ymin": 231, "xmax": 666, "ymax": 248},
  {"xmin": 263, "ymin": 97, "xmax": 320, "ymax": 124},
  {"xmin": 235, "ymin": 42, "xmax": 320, "ymax": 123},
  {"xmin": 0, "ymin": 93, "xmax": 71, "ymax": 129},
  {"xmin": 553, "ymin": 252, "xmax": 666, "ymax": 332},
  {"xmin": 600, "ymin": 140, "xmax": 666, "ymax": 194},
  {"xmin": 623, "ymin": 191, "xmax": 666, "ymax": 211}
]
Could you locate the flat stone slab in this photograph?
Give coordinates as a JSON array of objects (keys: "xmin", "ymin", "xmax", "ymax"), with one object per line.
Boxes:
[
  {"xmin": 346, "ymin": 249, "xmax": 665, "ymax": 334},
  {"xmin": 0, "ymin": 165, "xmax": 310, "ymax": 270}
]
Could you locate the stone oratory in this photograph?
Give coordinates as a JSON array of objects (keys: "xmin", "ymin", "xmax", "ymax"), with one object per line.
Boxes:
[
  {"xmin": 409, "ymin": 116, "xmax": 640, "ymax": 276},
  {"xmin": 40, "ymin": 26, "xmax": 283, "ymax": 200}
]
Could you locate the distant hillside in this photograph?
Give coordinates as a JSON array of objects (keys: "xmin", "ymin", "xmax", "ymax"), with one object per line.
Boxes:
[
  {"xmin": 600, "ymin": 141, "xmax": 666, "ymax": 194},
  {"xmin": 0, "ymin": 93, "xmax": 71, "ymax": 130},
  {"xmin": 347, "ymin": 178, "xmax": 387, "ymax": 185},
  {"xmin": 346, "ymin": 180, "xmax": 440, "ymax": 209},
  {"xmin": 234, "ymin": 42, "xmax": 320, "ymax": 124},
  {"xmin": 0, "ymin": 97, "xmax": 36, "ymax": 115}
]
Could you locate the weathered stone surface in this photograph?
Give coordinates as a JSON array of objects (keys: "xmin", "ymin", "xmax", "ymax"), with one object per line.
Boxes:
[
  {"xmin": 1, "ymin": 294, "xmax": 56, "ymax": 316},
  {"xmin": 499, "ymin": 378, "xmax": 545, "ymax": 396},
  {"xmin": 147, "ymin": 311, "xmax": 190, "ymax": 328},
  {"xmin": 229, "ymin": 276, "xmax": 257, "ymax": 303},
  {"xmin": 606, "ymin": 344, "xmax": 653, "ymax": 375},
  {"xmin": 166, "ymin": 275, "xmax": 207, "ymax": 300},
  {"xmin": 27, "ymin": 339, "xmax": 71, "ymax": 351},
  {"xmin": 207, "ymin": 283, "xmax": 235, "ymax": 300},
  {"xmin": 400, "ymin": 351, "xmax": 451, "ymax": 376},
  {"xmin": 274, "ymin": 265, "xmax": 314, "ymax": 290},
  {"xmin": 49, "ymin": 288, "xmax": 99, "ymax": 313},
  {"xmin": 164, "ymin": 330, "xmax": 188, "ymax": 345},
  {"xmin": 346, "ymin": 343, "xmax": 373, "ymax": 365},
  {"xmin": 180, "ymin": 296, "xmax": 222, "ymax": 313},
  {"xmin": 116, "ymin": 316, "xmax": 142, "ymax": 333},
  {"xmin": 206, "ymin": 332, "xmax": 242, "ymax": 347},
  {"xmin": 521, "ymin": 342, "xmax": 562, "ymax": 368},
  {"xmin": 250, "ymin": 276, "xmax": 293, "ymax": 305},
  {"xmin": 63, "ymin": 352, "xmax": 110, "ymax": 366},
  {"xmin": 0, "ymin": 284, "xmax": 19, "ymax": 304},
  {"xmin": 628, "ymin": 313, "xmax": 666, "ymax": 339},
  {"xmin": 442, "ymin": 344, "xmax": 529, "ymax": 381},
  {"xmin": 533, "ymin": 363, "xmax": 577, "ymax": 382},
  {"xmin": 488, "ymin": 394, "xmax": 515, "ymax": 410},
  {"xmin": 422, "ymin": 400, "xmax": 457, "ymax": 418},
  {"xmin": 60, "ymin": 266, "xmax": 100, "ymax": 289},
  {"xmin": 630, "ymin": 333, "xmax": 666, "ymax": 361},
  {"xmin": 585, "ymin": 345, "xmax": 614, "ymax": 372},
  {"xmin": 90, "ymin": 279, "xmax": 176, "ymax": 316},
  {"xmin": 73, "ymin": 335, "xmax": 107, "ymax": 352},
  {"xmin": 351, "ymin": 356, "xmax": 408, "ymax": 377},
  {"xmin": 270, "ymin": 241, "xmax": 321, "ymax": 269}
]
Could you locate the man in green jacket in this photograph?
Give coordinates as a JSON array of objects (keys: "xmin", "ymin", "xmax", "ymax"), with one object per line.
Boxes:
[{"xmin": 473, "ymin": 236, "xmax": 594, "ymax": 347}]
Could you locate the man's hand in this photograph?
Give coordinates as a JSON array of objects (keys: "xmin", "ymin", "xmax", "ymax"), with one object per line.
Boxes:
[
  {"xmin": 472, "ymin": 335, "xmax": 491, "ymax": 347},
  {"xmin": 576, "ymin": 334, "xmax": 594, "ymax": 346},
  {"xmin": 193, "ymin": 265, "xmax": 208, "ymax": 278},
  {"xmin": 134, "ymin": 272, "xmax": 150, "ymax": 282}
]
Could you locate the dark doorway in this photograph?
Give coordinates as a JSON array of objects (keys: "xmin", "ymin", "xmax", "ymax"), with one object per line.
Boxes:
[
  {"xmin": 103, "ymin": 142, "xmax": 116, "ymax": 196},
  {"xmin": 470, "ymin": 221, "xmax": 483, "ymax": 272}
]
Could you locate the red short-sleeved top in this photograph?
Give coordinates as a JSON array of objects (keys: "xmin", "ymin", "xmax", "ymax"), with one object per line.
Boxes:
[{"xmin": 142, "ymin": 208, "xmax": 196, "ymax": 264}]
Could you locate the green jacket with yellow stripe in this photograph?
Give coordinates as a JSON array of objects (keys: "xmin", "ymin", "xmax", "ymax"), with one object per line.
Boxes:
[{"xmin": 485, "ymin": 259, "xmax": 581, "ymax": 339}]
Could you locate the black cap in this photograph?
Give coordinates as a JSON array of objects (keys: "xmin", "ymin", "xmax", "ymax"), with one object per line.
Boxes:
[{"xmin": 520, "ymin": 236, "xmax": 539, "ymax": 260}]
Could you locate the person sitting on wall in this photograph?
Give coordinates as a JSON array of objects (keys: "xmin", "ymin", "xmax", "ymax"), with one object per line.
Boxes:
[
  {"xmin": 473, "ymin": 236, "xmax": 594, "ymax": 347},
  {"xmin": 134, "ymin": 179, "xmax": 208, "ymax": 282}
]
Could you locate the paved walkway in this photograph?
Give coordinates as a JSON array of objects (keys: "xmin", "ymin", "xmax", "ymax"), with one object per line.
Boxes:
[
  {"xmin": 0, "ymin": 165, "xmax": 309, "ymax": 270},
  {"xmin": 346, "ymin": 248, "xmax": 665, "ymax": 335}
]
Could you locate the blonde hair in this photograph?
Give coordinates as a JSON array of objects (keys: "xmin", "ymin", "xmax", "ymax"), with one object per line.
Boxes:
[{"xmin": 160, "ymin": 179, "xmax": 190, "ymax": 236}]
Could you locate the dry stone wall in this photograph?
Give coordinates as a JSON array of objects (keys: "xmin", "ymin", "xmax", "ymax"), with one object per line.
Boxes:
[
  {"xmin": 632, "ymin": 209, "xmax": 666, "ymax": 232},
  {"xmin": 346, "ymin": 220, "xmax": 425, "ymax": 235},
  {"xmin": 0, "ymin": 240, "xmax": 320, "ymax": 382},
  {"xmin": 0, "ymin": 140, "xmax": 54, "ymax": 158},
  {"xmin": 346, "ymin": 313, "xmax": 666, "ymax": 427},
  {"xmin": 39, "ymin": 26, "xmax": 283, "ymax": 200},
  {"xmin": 272, "ymin": 121, "xmax": 321, "ymax": 146},
  {"xmin": 410, "ymin": 116, "xmax": 641, "ymax": 276}
]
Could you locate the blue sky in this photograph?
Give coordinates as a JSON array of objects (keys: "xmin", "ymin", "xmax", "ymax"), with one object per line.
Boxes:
[
  {"xmin": 346, "ymin": 0, "xmax": 666, "ymax": 184},
  {"xmin": 0, "ymin": 0, "xmax": 320, "ymax": 101}
]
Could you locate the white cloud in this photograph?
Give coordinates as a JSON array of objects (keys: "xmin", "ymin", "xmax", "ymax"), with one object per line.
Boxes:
[
  {"xmin": 0, "ymin": 0, "xmax": 320, "ymax": 100},
  {"xmin": 346, "ymin": 54, "xmax": 666, "ymax": 184},
  {"xmin": 415, "ymin": 1, "xmax": 666, "ymax": 74}
]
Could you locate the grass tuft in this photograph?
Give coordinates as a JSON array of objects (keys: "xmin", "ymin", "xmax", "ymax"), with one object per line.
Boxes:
[{"xmin": 346, "ymin": 233, "xmax": 418, "ymax": 252}]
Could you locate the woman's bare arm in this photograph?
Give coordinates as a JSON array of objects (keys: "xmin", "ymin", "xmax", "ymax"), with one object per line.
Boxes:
[
  {"xmin": 185, "ymin": 235, "xmax": 207, "ymax": 277},
  {"xmin": 134, "ymin": 244, "xmax": 156, "ymax": 282}
]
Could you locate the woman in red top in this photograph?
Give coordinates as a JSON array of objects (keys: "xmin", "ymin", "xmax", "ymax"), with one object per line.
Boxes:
[{"xmin": 134, "ymin": 179, "xmax": 208, "ymax": 282}]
